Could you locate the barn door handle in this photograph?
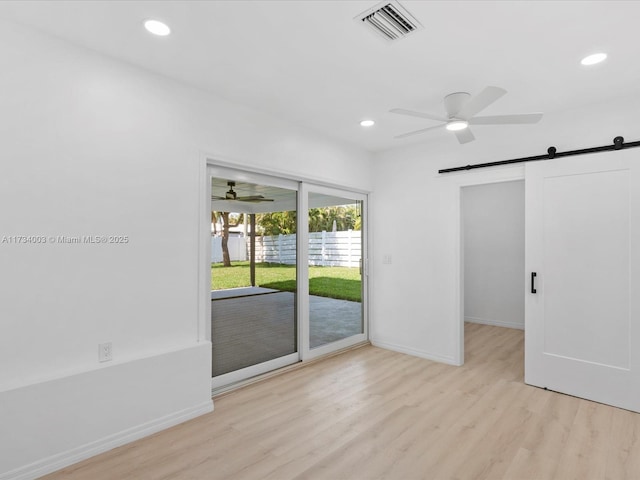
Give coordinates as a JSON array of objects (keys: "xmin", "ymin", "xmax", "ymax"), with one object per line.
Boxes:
[{"xmin": 531, "ymin": 272, "xmax": 537, "ymax": 294}]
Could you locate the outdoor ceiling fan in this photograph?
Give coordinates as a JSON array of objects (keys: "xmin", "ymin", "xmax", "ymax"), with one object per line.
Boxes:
[
  {"xmin": 211, "ymin": 181, "xmax": 274, "ymax": 203},
  {"xmin": 390, "ymin": 86, "xmax": 543, "ymax": 144}
]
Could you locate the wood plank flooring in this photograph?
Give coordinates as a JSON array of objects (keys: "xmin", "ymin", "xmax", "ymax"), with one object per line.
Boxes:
[{"xmin": 43, "ymin": 323, "xmax": 640, "ymax": 479}]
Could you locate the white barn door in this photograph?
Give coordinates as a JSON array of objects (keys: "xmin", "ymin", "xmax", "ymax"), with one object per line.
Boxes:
[{"xmin": 525, "ymin": 150, "xmax": 640, "ymax": 412}]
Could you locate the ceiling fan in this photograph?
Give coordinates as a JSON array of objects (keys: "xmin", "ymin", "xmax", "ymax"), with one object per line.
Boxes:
[
  {"xmin": 212, "ymin": 181, "xmax": 274, "ymax": 203},
  {"xmin": 390, "ymin": 86, "xmax": 543, "ymax": 144}
]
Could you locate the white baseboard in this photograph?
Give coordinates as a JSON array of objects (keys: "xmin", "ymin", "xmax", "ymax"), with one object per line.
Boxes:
[
  {"xmin": 370, "ymin": 339, "xmax": 458, "ymax": 366},
  {"xmin": 2, "ymin": 400, "xmax": 213, "ymax": 480},
  {"xmin": 465, "ymin": 316, "xmax": 524, "ymax": 330}
]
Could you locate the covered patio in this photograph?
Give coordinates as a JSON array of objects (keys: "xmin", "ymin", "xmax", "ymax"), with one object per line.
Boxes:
[{"xmin": 210, "ymin": 178, "xmax": 363, "ymax": 379}]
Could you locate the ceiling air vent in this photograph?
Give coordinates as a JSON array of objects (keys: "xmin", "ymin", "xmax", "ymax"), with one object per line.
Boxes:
[{"xmin": 355, "ymin": 1, "xmax": 423, "ymax": 42}]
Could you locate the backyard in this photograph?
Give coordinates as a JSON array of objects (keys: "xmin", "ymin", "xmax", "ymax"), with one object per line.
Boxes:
[{"xmin": 211, "ymin": 261, "xmax": 361, "ymax": 302}]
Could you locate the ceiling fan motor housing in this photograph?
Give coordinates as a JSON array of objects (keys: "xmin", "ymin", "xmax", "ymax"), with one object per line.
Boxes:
[
  {"xmin": 225, "ymin": 181, "xmax": 237, "ymax": 200},
  {"xmin": 444, "ymin": 92, "xmax": 470, "ymax": 118}
]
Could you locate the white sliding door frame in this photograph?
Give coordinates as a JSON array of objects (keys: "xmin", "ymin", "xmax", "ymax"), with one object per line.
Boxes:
[
  {"xmin": 298, "ymin": 183, "xmax": 310, "ymax": 360},
  {"xmin": 300, "ymin": 183, "xmax": 369, "ymax": 361},
  {"xmin": 203, "ymin": 158, "xmax": 370, "ymax": 390}
]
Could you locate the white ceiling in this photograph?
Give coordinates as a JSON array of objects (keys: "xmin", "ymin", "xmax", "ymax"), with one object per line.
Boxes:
[{"xmin": 2, "ymin": 0, "xmax": 639, "ymax": 152}]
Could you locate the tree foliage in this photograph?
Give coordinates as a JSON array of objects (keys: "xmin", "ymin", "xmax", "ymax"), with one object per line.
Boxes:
[
  {"xmin": 308, "ymin": 205, "xmax": 359, "ymax": 233},
  {"xmin": 256, "ymin": 211, "xmax": 297, "ymax": 236},
  {"xmin": 256, "ymin": 205, "xmax": 360, "ymax": 236}
]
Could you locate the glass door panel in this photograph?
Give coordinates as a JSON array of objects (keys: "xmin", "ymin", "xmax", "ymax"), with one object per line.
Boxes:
[
  {"xmin": 210, "ymin": 173, "xmax": 298, "ymax": 387},
  {"xmin": 307, "ymin": 191, "xmax": 365, "ymax": 352}
]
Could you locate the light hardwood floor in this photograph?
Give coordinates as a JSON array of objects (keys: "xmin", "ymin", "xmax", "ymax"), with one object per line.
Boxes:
[{"xmin": 43, "ymin": 323, "xmax": 640, "ymax": 479}]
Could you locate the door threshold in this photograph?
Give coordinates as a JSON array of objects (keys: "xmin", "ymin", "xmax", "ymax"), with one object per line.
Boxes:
[{"xmin": 212, "ymin": 341, "xmax": 370, "ymax": 398}]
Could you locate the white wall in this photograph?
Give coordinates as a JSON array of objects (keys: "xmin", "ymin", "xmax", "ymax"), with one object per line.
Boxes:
[
  {"xmin": 463, "ymin": 181, "xmax": 525, "ymax": 329},
  {"xmin": 0, "ymin": 20, "xmax": 372, "ymax": 480},
  {"xmin": 370, "ymin": 90, "xmax": 640, "ymax": 366}
]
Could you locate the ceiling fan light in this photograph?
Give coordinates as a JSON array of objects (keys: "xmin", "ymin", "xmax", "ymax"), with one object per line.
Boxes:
[
  {"xmin": 581, "ymin": 52, "xmax": 607, "ymax": 66},
  {"xmin": 144, "ymin": 19, "xmax": 171, "ymax": 36},
  {"xmin": 446, "ymin": 120, "xmax": 468, "ymax": 131}
]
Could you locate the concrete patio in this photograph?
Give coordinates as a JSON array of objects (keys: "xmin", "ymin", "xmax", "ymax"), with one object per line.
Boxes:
[{"xmin": 211, "ymin": 287, "xmax": 362, "ymax": 377}]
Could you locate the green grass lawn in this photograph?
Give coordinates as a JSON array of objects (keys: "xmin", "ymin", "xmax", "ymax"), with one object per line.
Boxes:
[{"xmin": 211, "ymin": 261, "xmax": 361, "ymax": 302}]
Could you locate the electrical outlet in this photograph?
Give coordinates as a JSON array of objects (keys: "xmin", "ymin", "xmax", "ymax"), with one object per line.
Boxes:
[
  {"xmin": 98, "ymin": 342, "xmax": 113, "ymax": 362},
  {"xmin": 383, "ymin": 254, "xmax": 392, "ymax": 265}
]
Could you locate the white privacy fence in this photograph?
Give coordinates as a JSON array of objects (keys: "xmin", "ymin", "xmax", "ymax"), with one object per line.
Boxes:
[
  {"xmin": 211, "ymin": 230, "xmax": 362, "ymax": 267},
  {"xmin": 211, "ymin": 236, "xmax": 247, "ymax": 263},
  {"xmin": 308, "ymin": 230, "xmax": 361, "ymax": 267}
]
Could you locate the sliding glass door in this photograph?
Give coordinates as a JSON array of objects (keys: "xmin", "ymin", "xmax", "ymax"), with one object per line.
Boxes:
[{"xmin": 207, "ymin": 165, "xmax": 368, "ymax": 389}]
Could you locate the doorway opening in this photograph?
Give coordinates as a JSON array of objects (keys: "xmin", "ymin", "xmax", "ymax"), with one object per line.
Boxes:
[{"xmin": 461, "ymin": 180, "xmax": 525, "ymax": 373}]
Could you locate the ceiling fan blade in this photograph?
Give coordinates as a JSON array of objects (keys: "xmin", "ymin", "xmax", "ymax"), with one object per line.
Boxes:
[
  {"xmin": 389, "ymin": 108, "xmax": 447, "ymax": 123},
  {"xmin": 394, "ymin": 124, "xmax": 444, "ymax": 139},
  {"xmin": 454, "ymin": 127, "xmax": 475, "ymax": 144},
  {"xmin": 457, "ymin": 86, "xmax": 507, "ymax": 119},
  {"xmin": 211, "ymin": 195, "xmax": 226, "ymax": 200},
  {"xmin": 237, "ymin": 196, "xmax": 274, "ymax": 202},
  {"xmin": 469, "ymin": 113, "xmax": 543, "ymax": 125}
]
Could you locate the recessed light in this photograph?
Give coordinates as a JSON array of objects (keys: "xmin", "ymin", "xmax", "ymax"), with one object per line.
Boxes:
[
  {"xmin": 581, "ymin": 52, "xmax": 607, "ymax": 66},
  {"xmin": 360, "ymin": 120, "xmax": 375, "ymax": 127},
  {"xmin": 446, "ymin": 120, "xmax": 468, "ymax": 131},
  {"xmin": 144, "ymin": 19, "xmax": 171, "ymax": 36}
]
